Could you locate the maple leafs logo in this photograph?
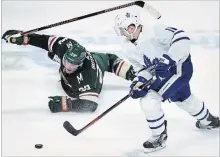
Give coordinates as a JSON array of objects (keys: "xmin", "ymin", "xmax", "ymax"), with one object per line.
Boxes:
[
  {"xmin": 143, "ymin": 55, "xmax": 160, "ymax": 75},
  {"xmin": 125, "ymin": 12, "xmax": 130, "ymax": 18}
]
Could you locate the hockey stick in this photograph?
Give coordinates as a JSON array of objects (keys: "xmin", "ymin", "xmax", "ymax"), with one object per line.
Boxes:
[
  {"xmin": 21, "ymin": 1, "xmax": 161, "ymax": 35},
  {"xmin": 63, "ymin": 79, "xmax": 153, "ymax": 136}
]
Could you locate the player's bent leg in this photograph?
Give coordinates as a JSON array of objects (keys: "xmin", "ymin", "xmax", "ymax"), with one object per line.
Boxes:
[
  {"xmin": 175, "ymin": 94, "xmax": 219, "ymax": 129},
  {"xmin": 140, "ymin": 90, "xmax": 168, "ymax": 153}
]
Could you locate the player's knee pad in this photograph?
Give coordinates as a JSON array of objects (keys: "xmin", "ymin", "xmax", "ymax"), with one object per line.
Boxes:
[
  {"xmin": 140, "ymin": 90, "xmax": 163, "ymax": 118},
  {"xmin": 175, "ymin": 94, "xmax": 203, "ymax": 115}
]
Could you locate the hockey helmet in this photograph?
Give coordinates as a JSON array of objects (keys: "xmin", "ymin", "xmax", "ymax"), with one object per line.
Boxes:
[
  {"xmin": 60, "ymin": 39, "xmax": 87, "ymax": 73},
  {"xmin": 114, "ymin": 11, "xmax": 142, "ymax": 40}
]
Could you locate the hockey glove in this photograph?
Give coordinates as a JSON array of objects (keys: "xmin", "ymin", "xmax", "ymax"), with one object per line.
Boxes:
[
  {"xmin": 155, "ymin": 54, "xmax": 176, "ymax": 78},
  {"xmin": 48, "ymin": 96, "xmax": 72, "ymax": 113},
  {"xmin": 130, "ymin": 70, "xmax": 153, "ymax": 99},
  {"xmin": 2, "ymin": 30, "xmax": 29, "ymax": 45}
]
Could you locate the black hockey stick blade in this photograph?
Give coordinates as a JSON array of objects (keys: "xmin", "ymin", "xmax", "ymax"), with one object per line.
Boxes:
[
  {"xmin": 135, "ymin": 1, "xmax": 145, "ymax": 7},
  {"xmin": 63, "ymin": 121, "xmax": 81, "ymax": 136},
  {"xmin": 63, "ymin": 94, "xmax": 131, "ymax": 136}
]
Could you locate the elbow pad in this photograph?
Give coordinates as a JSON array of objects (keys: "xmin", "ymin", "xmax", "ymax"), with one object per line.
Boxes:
[{"xmin": 70, "ymin": 99, "xmax": 98, "ymax": 112}]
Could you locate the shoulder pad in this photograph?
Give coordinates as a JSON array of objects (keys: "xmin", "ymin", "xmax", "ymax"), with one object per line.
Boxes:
[{"xmin": 152, "ymin": 22, "xmax": 174, "ymax": 45}]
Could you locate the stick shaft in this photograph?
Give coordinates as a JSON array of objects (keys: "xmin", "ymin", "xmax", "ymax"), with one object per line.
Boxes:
[
  {"xmin": 64, "ymin": 79, "xmax": 153, "ymax": 136},
  {"xmin": 21, "ymin": 1, "xmax": 138, "ymax": 35},
  {"xmin": 78, "ymin": 94, "xmax": 131, "ymax": 134}
]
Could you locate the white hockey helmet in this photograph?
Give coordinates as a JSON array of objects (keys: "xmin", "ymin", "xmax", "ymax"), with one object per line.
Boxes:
[{"xmin": 114, "ymin": 11, "xmax": 142, "ymax": 39}]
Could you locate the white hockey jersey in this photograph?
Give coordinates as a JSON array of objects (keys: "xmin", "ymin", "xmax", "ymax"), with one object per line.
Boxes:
[{"xmin": 120, "ymin": 23, "xmax": 191, "ymax": 77}]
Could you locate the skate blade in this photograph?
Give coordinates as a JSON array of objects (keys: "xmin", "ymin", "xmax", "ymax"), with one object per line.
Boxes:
[{"xmin": 144, "ymin": 143, "xmax": 166, "ymax": 154}]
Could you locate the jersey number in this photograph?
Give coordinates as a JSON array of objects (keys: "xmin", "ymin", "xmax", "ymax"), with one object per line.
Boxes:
[{"xmin": 79, "ymin": 85, "xmax": 91, "ymax": 92}]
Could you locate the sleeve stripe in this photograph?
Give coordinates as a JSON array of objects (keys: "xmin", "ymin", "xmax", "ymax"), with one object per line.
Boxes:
[
  {"xmin": 165, "ymin": 28, "xmax": 175, "ymax": 33},
  {"xmin": 174, "ymin": 30, "xmax": 184, "ymax": 35},
  {"xmin": 79, "ymin": 92, "xmax": 99, "ymax": 98},
  {"xmin": 79, "ymin": 94, "xmax": 99, "ymax": 103},
  {"xmin": 171, "ymin": 37, "xmax": 190, "ymax": 45},
  {"xmin": 166, "ymin": 27, "xmax": 177, "ymax": 31},
  {"xmin": 171, "ymin": 30, "xmax": 185, "ymax": 41},
  {"xmin": 82, "ymin": 94, "xmax": 99, "ymax": 98},
  {"xmin": 116, "ymin": 61, "xmax": 125, "ymax": 76},
  {"xmin": 48, "ymin": 37, "xmax": 58, "ymax": 52}
]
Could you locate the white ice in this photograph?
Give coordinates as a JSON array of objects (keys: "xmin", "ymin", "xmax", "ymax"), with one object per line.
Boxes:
[{"xmin": 1, "ymin": 1, "xmax": 219, "ymax": 156}]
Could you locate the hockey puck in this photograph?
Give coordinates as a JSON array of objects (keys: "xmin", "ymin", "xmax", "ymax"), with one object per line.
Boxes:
[{"xmin": 35, "ymin": 144, "xmax": 43, "ymax": 149}]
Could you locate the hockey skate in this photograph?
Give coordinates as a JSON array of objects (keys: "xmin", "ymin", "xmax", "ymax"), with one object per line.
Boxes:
[
  {"xmin": 196, "ymin": 114, "xmax": 220, "ymax": 130},
  {"xmin": 143, "ymin": 120, "xmax": 168, "ymax": 153}
]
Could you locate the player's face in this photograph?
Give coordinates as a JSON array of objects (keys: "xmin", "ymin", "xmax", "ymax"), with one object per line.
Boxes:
[
  {"xmin": 116, "ymin": 25, "xmax": 135, "ymax": 41},
  {"xmin": 127, "ymin": 24, "xmax": 136, "ymax": 34},
  {"xmin": 116, "ymin": 24, "xmax": 142, "ymax": 41},
  {"xmin": 64, "ymin": 60, "xmax": 81, "ymax": 74}
]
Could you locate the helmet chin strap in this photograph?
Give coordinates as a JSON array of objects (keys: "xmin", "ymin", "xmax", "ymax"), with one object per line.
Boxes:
[
  {"xmin": 126, "ymin": 32, "xmax": 134, "ymax": 41},
  {"xmin": 130, "ymin": 38, "xmax": 137, "ymax": 43}
]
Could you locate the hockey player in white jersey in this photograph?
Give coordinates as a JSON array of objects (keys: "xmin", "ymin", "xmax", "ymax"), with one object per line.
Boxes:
[{"xmin": 114, "ymin": 11, "xmax": 220, "ymax": 153}]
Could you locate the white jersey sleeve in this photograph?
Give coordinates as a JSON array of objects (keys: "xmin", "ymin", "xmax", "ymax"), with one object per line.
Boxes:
[
  {"xmin": 168, "ymin": 28, "xmax": 191, "ymax": 62},
  {"xmin": 153, "ymin": 23, "xmax": 191, "ymax": 62},
  {"xmin": 121, "ymin": 47, "xmax": 153, "ymax": 79},
  {"xmin": 120, "ymin": 39, "xmax": 145, "ymax": 73},
  {"xmin": 124, "ymin": 51, "xmax": 145, "ymax": 73}
]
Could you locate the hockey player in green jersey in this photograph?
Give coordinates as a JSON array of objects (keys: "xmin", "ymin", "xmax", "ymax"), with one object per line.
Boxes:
[{"xmin": 2, "ymin": 30, "xmax": 136, "ymax": 113}]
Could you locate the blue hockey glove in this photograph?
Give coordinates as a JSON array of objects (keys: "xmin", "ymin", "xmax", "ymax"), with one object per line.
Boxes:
[
  {"xmin": 155, "ymin": 54, "xmax": 176, "ymax": 78},
  {"xmin": 129, "ymin": 71, "xmax": 153, "ymax": 99}
]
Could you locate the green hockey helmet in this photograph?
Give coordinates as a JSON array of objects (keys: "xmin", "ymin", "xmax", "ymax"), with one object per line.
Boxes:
[{"xmin": 61, "ymin": 39, "xmax": 87, "ymax": 73}]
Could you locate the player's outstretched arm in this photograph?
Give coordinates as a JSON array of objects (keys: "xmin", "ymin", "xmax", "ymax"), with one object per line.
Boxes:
[
  {"xmin": 2, "ymin": 29, "xmax": 58, "ymax": 51},
  {"xmin": 48, "ymin": 95, "xmax": 99, "ymax": 113},
  {"xmin": 2, "ymin": 30, "xmax": 82, "ymax": 64},
  {"xmin": 2, "ymin": 29, "xmax": 63, "ymax": 51},
  {"xmin": 2, "ymin": 30, "xmax": 29, "ymax": 45},
  {"xmin": 107, "ymin": 53, "xmax": 136, "ymax": 81}
]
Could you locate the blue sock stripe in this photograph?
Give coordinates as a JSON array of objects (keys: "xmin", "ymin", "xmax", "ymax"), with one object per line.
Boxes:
[
  {"xmin": 198, "ymin": 109, "xmax": 209, "ymax": 120},
  {"xmin": 147, "ymin": 114, "xmax": 164, "ymax": 122},
  {"xmin": 149, "ymin": 121, "xmax": 164, "ymax": 129},
  {"xmin": 192, "ymin": 103, "xmax": 204, "ymax": 117}
]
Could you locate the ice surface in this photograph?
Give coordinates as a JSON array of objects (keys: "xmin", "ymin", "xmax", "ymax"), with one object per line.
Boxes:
[{"xmin": 1, "ymin": 1, "xmax": 219, "ymax": 156}]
